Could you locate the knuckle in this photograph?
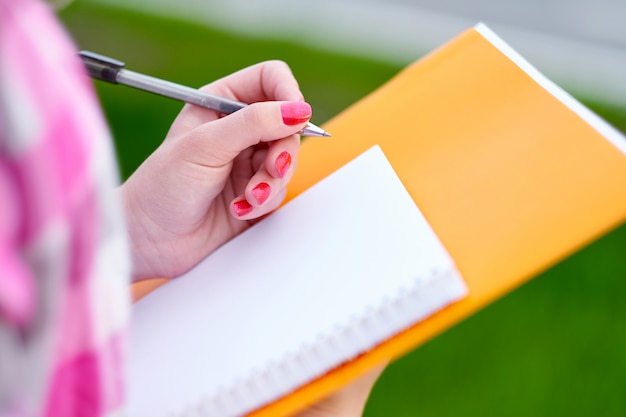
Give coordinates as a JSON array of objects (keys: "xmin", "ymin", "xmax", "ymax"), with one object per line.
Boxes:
[
  {"xmin": 242, "ymin": 104, "xmax": 265, "ymax": 129},
  {"xmin": 240, "ymin": 104, "xmax": 273, "ymax": 141}
]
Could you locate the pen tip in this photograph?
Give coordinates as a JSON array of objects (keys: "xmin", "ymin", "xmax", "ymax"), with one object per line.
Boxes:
[{"xmin": 300, "ymin": 126, "xmax": 332, "ymax": 137}]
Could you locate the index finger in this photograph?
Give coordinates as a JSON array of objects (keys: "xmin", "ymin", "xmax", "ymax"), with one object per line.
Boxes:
[{"xmin": 201, "ymin": 60, "xmax": 304, "ymax": 105}]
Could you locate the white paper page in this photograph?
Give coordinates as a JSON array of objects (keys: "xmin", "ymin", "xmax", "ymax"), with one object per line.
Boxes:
[{"xmin": 128, "ymin": 146, "xmax": 467, "ymax": 417}]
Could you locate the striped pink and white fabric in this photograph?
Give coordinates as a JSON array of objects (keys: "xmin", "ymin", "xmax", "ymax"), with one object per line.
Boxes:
[{"xmin": 0, "ymin": 1, "xmax": 131, "ymax": 416}]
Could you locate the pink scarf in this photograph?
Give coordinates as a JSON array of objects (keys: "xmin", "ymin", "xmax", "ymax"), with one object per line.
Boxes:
[{"xmin": 0, "ymin": 1, "xmax": 130, "ymax": 416}]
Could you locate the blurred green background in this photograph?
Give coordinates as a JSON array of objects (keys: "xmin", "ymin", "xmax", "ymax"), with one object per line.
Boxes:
[{"xmin": 59, "ymin": 2, "xmax": 626, "ymax": 416}]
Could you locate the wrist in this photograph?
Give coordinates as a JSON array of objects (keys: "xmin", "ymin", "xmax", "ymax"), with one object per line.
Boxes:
[{"xmin": 118, "ymin": 184, "xmax": 165, "ymax": 282}]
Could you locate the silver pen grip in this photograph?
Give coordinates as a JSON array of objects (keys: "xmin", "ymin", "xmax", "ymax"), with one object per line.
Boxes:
[
  {"xmin": 117, "ymin": 70, "xmax": 245, "ymax": 114},
  {"xmin": 117, "ymin": 70, "xmax": 329, "ymax": 136},
  {"xmin": 79, "ymin": 50, "xmax": 330, "ymax": 137}
]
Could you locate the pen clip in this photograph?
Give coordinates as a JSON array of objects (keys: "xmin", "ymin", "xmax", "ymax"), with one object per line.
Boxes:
[{"xmin": 79, "ymin": 50, "xmax": 126, "ymax": 84}]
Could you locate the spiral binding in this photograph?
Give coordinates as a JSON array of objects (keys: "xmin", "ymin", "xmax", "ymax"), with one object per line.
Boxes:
[{"xmin": 175, "ymin": 267, "xmax": 466, "ymax": 417}]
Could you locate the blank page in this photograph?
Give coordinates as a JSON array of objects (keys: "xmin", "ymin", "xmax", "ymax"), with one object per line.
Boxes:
[{"xmin": 128, "ymin": 145, "xmax": 467, "ymax": 417}]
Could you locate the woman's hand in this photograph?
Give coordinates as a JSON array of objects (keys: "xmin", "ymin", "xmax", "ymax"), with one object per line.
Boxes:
[
  {"xmin": 121, "ymin": 59, "xmax": 385, "ymax": 417},
  {"xmin": 120, "ymin": 60, "xmax": 311, "ymax": 281},
  {"xmin": 293, "ymin": 365, "xmax": 386, "ymax": 417}
]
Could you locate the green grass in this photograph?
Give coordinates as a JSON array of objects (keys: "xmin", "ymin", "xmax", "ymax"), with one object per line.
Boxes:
[{"xmin": 59, "ymin": 3, "xmax": 626, "ymax": 416}]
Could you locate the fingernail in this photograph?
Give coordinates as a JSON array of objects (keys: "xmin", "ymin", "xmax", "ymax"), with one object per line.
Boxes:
[
  {"xmin": 275, "ymin": 151, "xmax": 291, "ymax": 178},
  {"xmin": 233, "ymin": 199, "xmax": 253, "ymax": 217},
  {"xmin": 252, "ymin": 182, "xmax": 271, "ymax": 205},
  {"xmin": 281, "ymin": 102, "xmax": 312, "ymax": 125}
]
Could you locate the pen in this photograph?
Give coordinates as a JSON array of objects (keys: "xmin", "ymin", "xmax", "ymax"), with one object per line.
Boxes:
[{"xmin": 78, "ymin": 51, "xmax": 331, "ymax": 138}]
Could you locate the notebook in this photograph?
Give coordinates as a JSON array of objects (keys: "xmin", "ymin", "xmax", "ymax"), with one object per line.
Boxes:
[
  {"xmin": 128, "ymin": 146, "xmax": 467, "ymax": 417},
  {"xmin": 128, "ymin": 23, "xmax": 626, "ymax": 417}
]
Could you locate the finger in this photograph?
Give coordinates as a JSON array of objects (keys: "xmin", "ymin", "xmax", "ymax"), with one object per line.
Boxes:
[
  {"xmin": 165, "ymin": 61, "xmax": 304, "ymax": 136},
  {"xmin": 294, "ymin": 363, "xmax": 387, "ymax": 417},
  {"xmin": 204, "ymin": 60, "xmax": 304, "ymax": 104},
  {"xmin": 179, "ymin": 101, "xmax": 311, "ymax": 167},
  {"xmin": 230, "ymin": 187, "xmax": 287, "ymax": 221},
  {"xmin": 231, "ymin": 134, "xmax": 299, "ymax": 218},
  {"xmin": 265, "ymin": 134, "xmax": 301, "ymax": 180},
  {"xmin": 247, "ymin": 135, "xmax": 300, "ymax": 205}
]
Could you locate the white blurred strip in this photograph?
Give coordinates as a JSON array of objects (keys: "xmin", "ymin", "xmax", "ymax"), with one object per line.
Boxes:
[{"xmin": 86, "ymin": 0, "xmax": 626, "ymax": 107}]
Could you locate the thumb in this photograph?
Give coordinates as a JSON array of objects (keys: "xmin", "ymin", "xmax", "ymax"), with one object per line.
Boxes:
[{"xmin": 179, "ymin": 101, "xmax": 311, "ymax": 165}]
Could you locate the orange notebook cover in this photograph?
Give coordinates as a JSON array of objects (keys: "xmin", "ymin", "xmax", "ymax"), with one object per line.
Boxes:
[{"xmin": 131, "ymin": 23, "xmax": 626, "ymax": 416}]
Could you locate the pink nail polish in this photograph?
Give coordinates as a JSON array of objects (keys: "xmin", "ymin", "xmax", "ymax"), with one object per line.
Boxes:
[
  {"xmin": 275, "ymin": 151, "xmax": 291, "ymax": 178},
  {"xmin": 281, "ymin": 102, "xmax": 312, "ymax": 125},
  {"xmin": 252, "ymin": 182, "xmax": 271, "ymax": 205},
  {"xmin": 233, "ymin": 199, "xmax": 253, "ymax": 216}
]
